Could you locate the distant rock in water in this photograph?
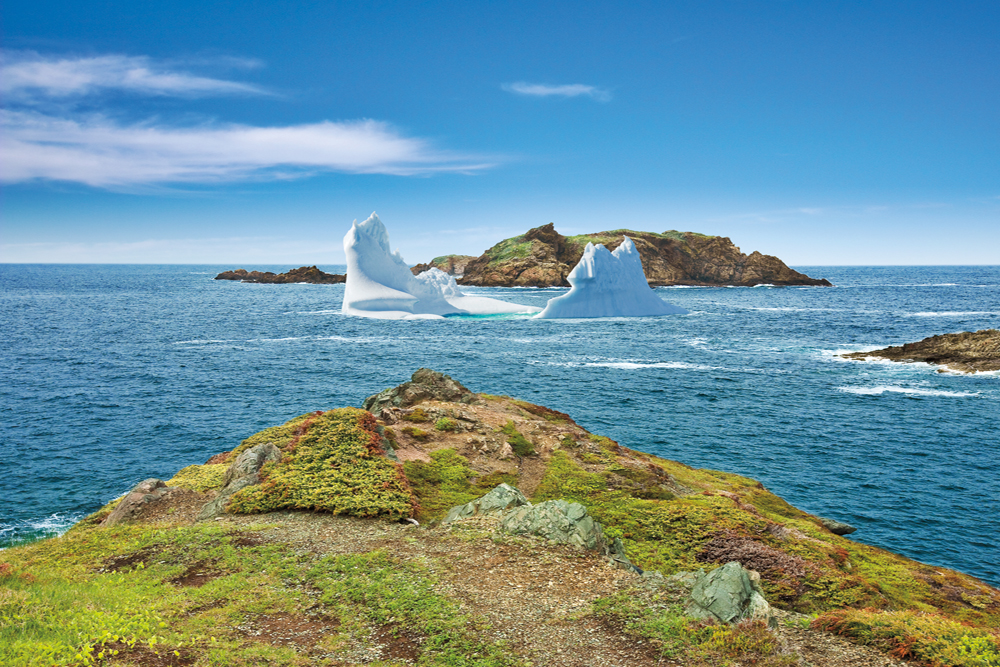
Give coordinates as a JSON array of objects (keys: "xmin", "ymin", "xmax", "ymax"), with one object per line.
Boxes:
[
  {"xmin": 410, "ymin": 255, "xmax": 477, "ymax": 278},
  {"xmin": 455, "ymin": 223, "xmax": 832, "ymax": 287},
  {"xmin": 841, "ymin": 329, "xmax": 1000, "ymax": 374},
  {"xmin": 214, "ymin": 266, "xmax": 345, "ymax": 284}
]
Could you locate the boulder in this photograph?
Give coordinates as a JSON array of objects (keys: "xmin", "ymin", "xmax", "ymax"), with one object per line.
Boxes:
[
  {"xmin": 686, "ymin": 561, "xmax": 775, "ymax": 626},
  {"xmin": 442, "ymin": 483, "xmax": 529, "ymax": 524},
  {"xmin": 197, "ymin": 443, "xmax": 282, "ymax": 521},
  {"xmin": 819, "ymin": 517, "xmax": 858, "ymax": 535},
  {"xmin": 363, "ymin": 368, "xmax": 475, "ymax": 416},
  {"xmin": 103, "ymin": 478, "xmax": 176, "ymax": 526},
  {"xmin": 500, "ymin": 499, "xmax": 606, "ymax": 551}
]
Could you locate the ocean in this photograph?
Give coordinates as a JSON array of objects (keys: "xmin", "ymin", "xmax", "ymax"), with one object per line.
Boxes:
[{"xmin": 1, "ymin": 264, "xmax": 997, "ymax": 586}]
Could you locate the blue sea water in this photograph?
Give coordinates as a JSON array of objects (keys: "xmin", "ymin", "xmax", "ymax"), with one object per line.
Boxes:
[{"xmin": 1, "ymin": 264, "xmax": 998, "ymax": 586}]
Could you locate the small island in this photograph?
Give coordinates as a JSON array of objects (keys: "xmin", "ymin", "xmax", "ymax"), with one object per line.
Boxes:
[
  {"xmin": 842, "ymin": 329, "xmax": 1000, "ymax": 373},
  {"xmin": 413, "ymin": 223, "xmax": 832, "ymax": 288},
  {"xmin": 215, "ymin": 266, "xmax": 345, "ymax": 284},
  {"xmin": 5, "ymin": 370, "xmax": 997, "ymax": 667}
]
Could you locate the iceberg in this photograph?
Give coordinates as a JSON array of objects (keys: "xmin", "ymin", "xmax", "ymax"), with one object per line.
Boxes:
[
  {"xmin": 342, "ymin": 213, "xmax": 540, "ymax": 319},
  {"xmin": 535, "ymin": 237, "xmax": 688, "ymax": 318}
]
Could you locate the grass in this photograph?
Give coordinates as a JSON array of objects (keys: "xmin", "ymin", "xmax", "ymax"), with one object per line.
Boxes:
[
  {"xmin": 483, "ymin": 237, "xmax": 534, "ymax": 263},
  {"xmin": 0, "ymin": 522, "xmax": 522, "ymax": 667},
  {"xmin": 403, "ymin": 449, "xmax": 516, "ymax": 522},
  {"xmin": 434, "ymin": 417, "xmax": 458, "ymax": 432}
]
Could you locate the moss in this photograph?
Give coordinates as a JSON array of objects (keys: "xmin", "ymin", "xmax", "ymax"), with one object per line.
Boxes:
[
  {"xmin": 401, "ymin": 426, "xmax": 430, "ymax": 441},
  {"xmin": 435, "ymin": 417, "xmax": 458, "ymax": 432},
  {"xmin": 226, "ymin": 408, "xmax": 414, "ymax": 519},
  {"xmin": 499, "ymin": 421, "xmax": 534, "ymax": 456},
  {"xmin": 403, "ymin": 449, "xmax": 483, "ymax": 521},
  {"xmin": 402, "ymin": 408, "xmax": 430, "ymax": 423},
  {"xmin": 229, "ymin": 411, "xmax": 318, "ymax": 459},
  {"xmin": 165, "ymin": 464, "xmax": 228, "ymax": 492}
]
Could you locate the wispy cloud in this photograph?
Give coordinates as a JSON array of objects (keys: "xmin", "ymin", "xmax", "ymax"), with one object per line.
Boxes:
[
  {"xmin": 502, "ymin": 82, "xmax": 611, "ymax": 102},
  {"xmin": 1, "ymin": 51, "xmax": 267, "ymax": 98},
  {"xmin": 0, "ymin": 110, "xmax": 494, "ymax": 187}
]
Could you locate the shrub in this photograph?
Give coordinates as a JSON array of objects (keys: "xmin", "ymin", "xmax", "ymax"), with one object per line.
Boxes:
[
  {"xmin": 814, "ymin": 608, "xmax": 1000, "ymax": 666},
  {"xmin": 499, "ymin": 421, "xmax": 533, "ymax": 456},
  {"xmin": 435, "ymin": 417, "xmax": 458, "ymax": 432},
  {"xmin": 402, "ymin": 408, "xmax": 430, "ymax": 423}
]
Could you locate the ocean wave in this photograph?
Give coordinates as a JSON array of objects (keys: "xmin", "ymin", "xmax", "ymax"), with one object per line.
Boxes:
[
  {"xmin": 907, "ymin": 311, "xmax": 998, "ymax": 317},
  {"xmin": 173, "ymin": 339, "xmax": 238, "ymax": 345},
  {"xmin": 838, "ymin": 385, "xmax": 980, "ymax": 398},
  {"xmin": 541, "ymin": 359, "xmax": 723, "ymax": 371},
  {"xmin": 288, "ymin": 309, "xmax": 343, "ymax": 315},
  {"xmin": 0, "ymin": 512, "xmax": 82, "ymax": 547}
]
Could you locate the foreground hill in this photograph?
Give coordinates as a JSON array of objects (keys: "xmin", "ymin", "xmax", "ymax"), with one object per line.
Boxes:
[
  {"xmin": 422, "ymin": 224, "xmax": 832, "ymax": 287},
  {"xmin": 3, "ymin": 370, "xmax": 996, "ymax": 667}
]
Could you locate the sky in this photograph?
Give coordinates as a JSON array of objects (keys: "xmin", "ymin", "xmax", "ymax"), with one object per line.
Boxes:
[{"xmin": 1, "ymin": 1, "xmax": 998, "ymax": 265}]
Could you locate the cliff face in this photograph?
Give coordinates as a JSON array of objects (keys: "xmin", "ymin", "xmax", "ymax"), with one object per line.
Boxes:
[
  {"xmin": 215, "ymin": 266, "xmax": 346, "ymax": 284},
  {"xmin": 452, "ymin": 223, "xmax": 831, "ymax": 287}
]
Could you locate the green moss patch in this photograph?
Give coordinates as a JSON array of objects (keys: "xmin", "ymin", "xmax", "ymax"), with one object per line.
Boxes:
[
  {"xmin": 403, "ymin": 449, "xmax": 516, "ymax": 522},
  {"xmin": 166, "ymin": 464, "xmax": 228, "ymax": 492},
  {"xmin": 499, "ymin": 421, "xmax": 533, "ymax": 456},
  {"xmin": 227, "ymin": 408, "xmax": 414, "ymax": 519}
]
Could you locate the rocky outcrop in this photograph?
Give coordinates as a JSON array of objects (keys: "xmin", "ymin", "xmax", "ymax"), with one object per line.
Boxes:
[
  {"xmin": 103, "ymin": 479, "xmax": 182, "ymax": 526},
  {"xmin": 442, "ymin": 483, "xmax": 529, "ymax": 523},
  {"xmin": 456, "ymin": 223, "xmax": 831, "ymax": 287},
  {"xmin": 841, "ymin": 329, "xmax": 1000, "ymax": 373},
  {"xmin": 197, "ymin": 443, "xmax": 281, "ymax": 521},
  {"xmin": 363, "ymin": 368, "xmax": 476, "ymax": 416},
  {"xmin": 215, "ymin": 266, "xmax": 345, "ymax": 284},
  {"xmin": 410, "ymin": 255, "xmax": 477, "ymax": 278},
  {"xmin": 686, "ymin": 561, "xmax": 775, "ymax": 626}
]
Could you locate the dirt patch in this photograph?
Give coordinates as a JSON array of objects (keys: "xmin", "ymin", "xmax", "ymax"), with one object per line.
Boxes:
[
  {"xmin": 371, "ymin": 622, "xmax": 424, "ymax": 662},
  {"xmin": 237, "ymin": 612, "xmax": 340, "ymax": 651},
  {"xmin": 168, "ymin": 561, "xmax": 223, "ymax": 587},
  {"xmin": 229, "ymin": 532, "xmax": 268, "ymax": 548},
  {"xmin": 91, "ymin": 641, "xmax": 195, "ymax": 666},
  {"xmin": 97, "ymin": 546, "xmax": 161, "ymax": 573}
]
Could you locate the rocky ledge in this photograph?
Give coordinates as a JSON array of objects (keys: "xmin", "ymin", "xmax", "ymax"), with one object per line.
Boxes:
[
  {"xmin": 418, "ymin": 223, "xmax": 832, "ymax": 287},
  {"xmin": 7, "ymin": 370, "xmax": 998, "ymax": 667},
  {"xmin": 842, "ymin": 329, "xmax": 1000, "ymax": 373},
  {"xmin": 215, "ymin": 265, "xmax": 346, "ymax": 284}
]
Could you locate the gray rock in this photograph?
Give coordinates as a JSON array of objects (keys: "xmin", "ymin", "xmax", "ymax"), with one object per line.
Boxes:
[
  {"xmin": 197, "ymin": 443, "xmax": 282, "ymax": 521},
  {"xmin": 443, "ymin": 483, "xmax": 529, "ymax": 524},
  {"xmin": 103, "ymin": 478, "xmax": 176, "ymax": 526},
  {"xmin": 685, "ymin": 561, "xmax": 775, "ymax": 626},
  {"xmin": 363, "ymin": 368, "xmax": 475, "ymax": 416},
  {"xmin": 500, "ymin": 499, "xmax": 606, "ymax": 550},
  {"xmin": 819, "ymin": 517, "xmax": 857, "ymax": 535}
]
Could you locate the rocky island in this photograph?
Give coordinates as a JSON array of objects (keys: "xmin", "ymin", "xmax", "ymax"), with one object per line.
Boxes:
[
  {"xmin": 414, "ymin": 223, "xmax": 832, "ymax": 288},
  {"xmin": 842, "ymin": 329, "xmax": 1000, "ymax": 373},
  {"xmin": 215, "ymin": 266, "xmax": 346, "ymax": 284},
  {"xmin": 4, "ymin": 370, "xmax": 997, "ymax": 667}
]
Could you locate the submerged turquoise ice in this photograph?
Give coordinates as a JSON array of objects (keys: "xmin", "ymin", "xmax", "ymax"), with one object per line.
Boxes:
[{"xmin": 1, "ymin": 265, "xmax": 998, "ymax": 586}]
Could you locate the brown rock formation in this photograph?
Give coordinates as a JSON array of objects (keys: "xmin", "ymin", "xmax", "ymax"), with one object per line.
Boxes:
[
  {"xmin": 214, "ymin": 266, "xmax": 345, "ymax": 284},
  {"xmin": 456, "ymin": 223, "xmax": 832, "ymax": 287},
  {"xmin": 841, "ymin": 329, "xmax": 1000, "ymax": 373},
  {"xmin": 410, "ymin": 255, "xmax": 477, "ymax": 277}
]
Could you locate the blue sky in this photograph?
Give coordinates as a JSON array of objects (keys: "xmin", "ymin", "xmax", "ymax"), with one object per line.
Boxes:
[{"xmin": 2, "ymin": 1, "xmax": 998, "ymax": 265}]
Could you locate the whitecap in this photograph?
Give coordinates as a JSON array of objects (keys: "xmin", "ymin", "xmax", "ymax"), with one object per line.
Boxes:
[
  {"xmin": 907, "ymin": 311, "xmax": 998, "ymax": 317},
  {"xmin": 173, "ymin": 339, "xmax": 237, "ymax": 345},
  {"xmin": 838, "ymin": 385, "xmax": 980, "ymax": 398}
]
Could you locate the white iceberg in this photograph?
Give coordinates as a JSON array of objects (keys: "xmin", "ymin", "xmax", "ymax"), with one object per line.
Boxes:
[
  {"xmin": 535, "ymin": 237, "xmax": 688, "ymax": 318},
  {"xmin": 342, "ymin": 212, "xmax": 540, "ymax": 319}
]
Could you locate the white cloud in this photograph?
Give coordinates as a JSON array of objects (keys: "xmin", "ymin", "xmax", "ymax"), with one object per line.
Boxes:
[
  {"xmin": 1, "ymin": 51, "xmax": 267, "ymax": 98},
  {"xmin": 0, "ymin": 110, "xmax": 494, "ymax": 187},
  {"xmin": 502, "ymin": 82, "xmax": 611, "ymax": 102}
]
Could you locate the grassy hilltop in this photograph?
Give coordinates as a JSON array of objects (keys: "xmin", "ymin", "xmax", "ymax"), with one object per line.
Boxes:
[{"xmin": 2, "ymin": 371, "xmax": 998, "ymax": 667}]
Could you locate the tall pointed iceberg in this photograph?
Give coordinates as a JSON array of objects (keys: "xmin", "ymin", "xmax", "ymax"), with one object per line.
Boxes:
[
  {"xmin": 536, "ymin": 237, "xmax": 688, "ymax": 318},
  {"xmin": 342, "ymin": 213, "xmax": 539, "ymax": 319}
]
